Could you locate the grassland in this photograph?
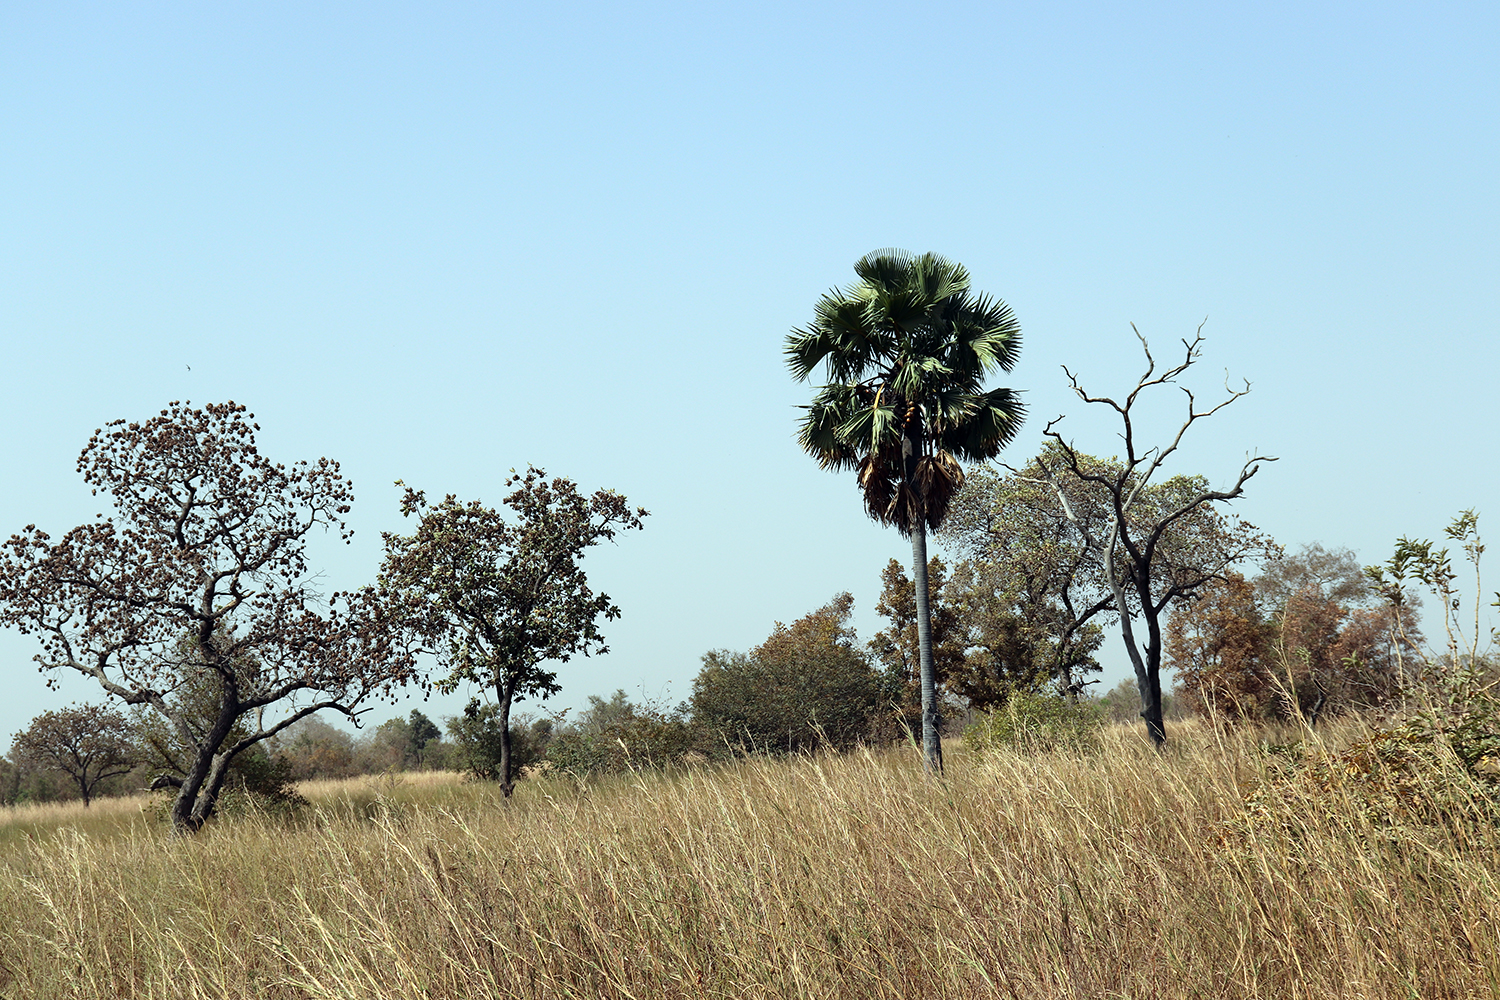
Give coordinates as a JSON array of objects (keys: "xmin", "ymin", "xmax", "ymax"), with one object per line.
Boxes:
[{"xmin": 0, "ymin": 721, "xmax": 1495, "ymax": 999}]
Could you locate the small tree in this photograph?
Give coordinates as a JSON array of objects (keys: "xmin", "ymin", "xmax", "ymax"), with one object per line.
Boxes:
[
  {"xmin": 10, "ymin": 704, "xmax": 138, "ymax": 806},
  {"xmin": 0, "ymin": 402, "xmax": 421, "ymax": 832},
  {"xmin": 379, "ymin": 468, "xmax": 647, "ymax": 796},
  {"xmin": 406, "ymin": 709, "xmax": 441, "ymax": 767},
  {"xmin": 869, "ymin": 558, "xmax": 970, "ymax": 721},
  {"xmin": 1032, "ymin": 328, "xmax": 1275, "ymax": 745},
  {"xmin": 1170, "ymin": 545, "xmax": 1414, "ymax": 723}
]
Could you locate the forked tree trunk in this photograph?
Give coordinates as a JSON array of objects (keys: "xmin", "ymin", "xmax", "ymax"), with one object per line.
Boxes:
[
  {"xmin": 1117, "ymin": 603, "xmax": 1167, "ymax": 747},
  {"xmin": 166, "ymin": 749, "xmax": 234, "ymax": 834},
  {"xmin": 911, "ymin": 522, "xmax": 943, "ymax": 775}
]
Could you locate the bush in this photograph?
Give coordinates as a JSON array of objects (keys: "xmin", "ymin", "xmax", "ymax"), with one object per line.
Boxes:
[
  {"xmin": 964, "ymin": 692, "xmax": 1103, "ymax": 756},
  {"xmin": 546, "ymin": 710, "xmax": 706, "ymax": 777},
  {"xmin": 445, "ymin": 700, "xmax": 553, "ymax": 783},
  {"xmin": 690, "ymin": 594, "xmax": 882, "ymax": 754}
]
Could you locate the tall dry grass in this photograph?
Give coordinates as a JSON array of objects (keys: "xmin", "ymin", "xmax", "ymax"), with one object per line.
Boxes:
[{"xmin": 0, "ymin": 721, "xmax": 1495, "ymax": 999}]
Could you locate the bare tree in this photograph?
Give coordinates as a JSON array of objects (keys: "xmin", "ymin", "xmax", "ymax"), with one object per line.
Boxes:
[
  {"xmin": 10, "ymin": 704, "xmax": 138, "ymax": 806},
  {"xmin": 1032, "ymin": 327, "xmax": 1275, "ymax": 745},
  {"xmin": 0, "ymin": 402, "xmax": 421, "ymax": 832}
]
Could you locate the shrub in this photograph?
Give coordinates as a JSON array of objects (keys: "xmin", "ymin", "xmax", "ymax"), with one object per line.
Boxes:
[
  {"xmin": 546, "ymin": 710, "xmax": 705, "ymax": 777},
  {"xmin": 445, "ymin": 700, "xmax": 552, "ymax": 783},
  {"xmin": 964, "ymin": 692, "xmax": 1103, "ymax": 756},
  {"xmin": 690, "ymin": 594, "xmax": 882, "ymax": 754}
]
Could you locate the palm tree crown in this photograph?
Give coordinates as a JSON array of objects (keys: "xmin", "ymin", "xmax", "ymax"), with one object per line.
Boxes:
[{"xmin": 787, "ymin": 249, "xmax": 1024, "ymax": 535}]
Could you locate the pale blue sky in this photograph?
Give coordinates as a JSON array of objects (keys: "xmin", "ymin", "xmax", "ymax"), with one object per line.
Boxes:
[{"xmin": 2, "ymin": 2, "xmax": 1497, "ymax": 745}]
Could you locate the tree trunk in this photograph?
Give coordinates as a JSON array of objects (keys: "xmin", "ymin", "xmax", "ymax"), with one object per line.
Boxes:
[
  {"xmin": 1107, "ymin": 563, "xmax": 1167, "ymax": 749},
  {"xmin": 496, "ymin": 683, "xmax": 516, "ymax": 798},
  {"xmin": 911, "ymin": 522, "xmax": 943, "ymax": 776},
  {"xmin": 1139, "ymin": 666, "xmax": 1166, "ymax": 747},
  {"xmin": 171, "ymin": 750, "xmax": 233, "ymax": 834}
]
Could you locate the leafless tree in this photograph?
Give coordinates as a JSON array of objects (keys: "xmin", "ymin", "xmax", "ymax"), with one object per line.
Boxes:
[{"xmin": 1031, "ymin": 326, "xmax": 1275, "ymax": 745}]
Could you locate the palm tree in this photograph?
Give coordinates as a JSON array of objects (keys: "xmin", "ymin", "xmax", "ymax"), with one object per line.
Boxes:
[{"xmin": 787, "ymin": 249, "xmax": 1024, "ymax": 773}]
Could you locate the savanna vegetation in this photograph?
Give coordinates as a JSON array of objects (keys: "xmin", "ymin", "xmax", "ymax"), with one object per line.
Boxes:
[{"xmin": 3, "ymin": 249, "xmax": 1498, "ymax": 996}]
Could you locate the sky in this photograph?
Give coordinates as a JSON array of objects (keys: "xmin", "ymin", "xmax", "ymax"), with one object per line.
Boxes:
[{"xmin": 1, "ymin": 1, "xmax": 1497, "ymax": 747}]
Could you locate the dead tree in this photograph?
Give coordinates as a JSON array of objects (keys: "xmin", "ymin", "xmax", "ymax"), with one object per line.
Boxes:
[{"xmin": 1033, "ymin": 325, "xmax": 1275, "ymax": 745}]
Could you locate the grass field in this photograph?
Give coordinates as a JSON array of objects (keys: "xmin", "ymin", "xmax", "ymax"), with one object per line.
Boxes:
[{"xmin": 1, "ymin": 721, "xmax": 1496, "ymax": 999}]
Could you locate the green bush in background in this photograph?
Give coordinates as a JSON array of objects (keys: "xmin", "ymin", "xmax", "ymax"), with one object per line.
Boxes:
[{"xmin": 964, "ymin": 691, "xmax": 1103, "ymax": 756}]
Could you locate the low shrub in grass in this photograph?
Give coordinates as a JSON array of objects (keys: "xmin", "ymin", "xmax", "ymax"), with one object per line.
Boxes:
[
  {"xmin": 1245, "ymin": 692, "xmax": 1500, "ymax": 841},
  {"xmin": 964, "ymin": 691, "xmax": 1103, "ymax": 756},
  {"xmin": 545, "ymin": 708, "xmax": 711, "ymax": 777}
]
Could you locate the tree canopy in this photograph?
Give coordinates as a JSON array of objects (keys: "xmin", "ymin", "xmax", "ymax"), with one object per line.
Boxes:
[
  {"xmin": 0, "ymin": 401, "xmax": 420, "ymax": 832},
  {"xmin": 9, "ymin": 704, "xmax": 137, "ymax": 807},
  {"xmin": 691, "ymin": 593, "xmax": 882, "ymax": 753}
]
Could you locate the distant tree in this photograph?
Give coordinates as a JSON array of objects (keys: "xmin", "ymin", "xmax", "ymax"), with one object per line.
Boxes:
[
  {"xmin": 380, "ymin": 467, "xmax": 647, "ymax": 796},
  {"xmin": 787, "ymin": 249, "xmax": 1024, "ymax": 774},
  {"xmin": 545, "ymin": 691, "xmax": 702, "ymax": 777},
  {"xmin": 9, "ymin": 704, "xmax": 138, "ymax": 806},
  {"xmin": 941, "ymin": 452, "xmax": 1119, "ymax": 702},
  {"xmin": 273, "ymin": 717, "xmax": 358, "ymax": 781},
  {"xmin": 0, "ymin": 402, "xmax": 421, "ymax": 832},
  {"xmin": 356, "ymin": 708, "xmax": 447, "ymax": 773},
  {"xmin": 869, "ymin": 558, "xmax": 969, "ymax": 722},
  {"xmin": 407, "ymin": 710, "xmax": 441, "ymax": 767},
  {"xmin": 691, "ymin": 593, "xmax": 882, "ymax": 753},
  {"xmin": 1165, "ymin": 572, "xmax": 1273, "ymax": 719},
  {"xmin": 1028, "ymin": 328, "xmax": 1276, "ymax": 745},
  {"xmin": 0, "ymin": 755, "xmax": 19, "ymax": 806},
  {"xmin": 1097, "ymin": 678, "xmax": 1184, "ymax": 726},
  {"xmin": 1169, "ymin": 546, "xmax": 1415, "ymax": 723}
]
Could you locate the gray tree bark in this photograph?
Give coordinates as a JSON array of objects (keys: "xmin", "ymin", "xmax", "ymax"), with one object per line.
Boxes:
[{"xmin": 911, "ymin": 522, "xmax": 943, "ymax": 775}]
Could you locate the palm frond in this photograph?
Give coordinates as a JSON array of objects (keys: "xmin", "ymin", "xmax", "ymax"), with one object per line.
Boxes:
[
  {"xmin": 853, "ymin": 249, "xmax": 915, "ymax": 289},
  {"xmin": 939, "ymin": 387, "xmax": 1026, "ymax": 463},
  {"xmin": 947, "ymin": 294, "xmax": 1022, "ymax": 375},
  {"xmin": 792, "ymin": 248, "xmax": 1025, "ymax": 533}
]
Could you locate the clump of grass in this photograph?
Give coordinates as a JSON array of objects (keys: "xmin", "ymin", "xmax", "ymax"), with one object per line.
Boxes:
[{"xmin": 0, "ymin": 724, "xmax": 1496, "ymax": 999}]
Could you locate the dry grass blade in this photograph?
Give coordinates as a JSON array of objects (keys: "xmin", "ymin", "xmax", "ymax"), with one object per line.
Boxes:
[{"xmin": 0, "ymin": 725, "xmax": 1496, "ymax": 999}]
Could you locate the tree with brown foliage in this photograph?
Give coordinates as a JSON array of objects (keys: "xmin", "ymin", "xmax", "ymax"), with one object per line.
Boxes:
[
  {"xmin": 0, "ymin": 402, "xmax": 421, "ymax": 832},
  {"xmin": 1165, "ymin": 572, "xmax": 1275, "ymax": 718},
  {"xmin": 1170, "ymin": 545, "xmax": 1414, "ymax": 723},
  {"xmin": 869, "ymin": 558, "xmax": 970, "ymax": 721},
  {"xmin": 1029, "ymin": 328, "xmax": 1276, "ymax": 745},
  {"xmin": 379, "ymin": 467, "xmax": 647, "ymax": 797},
  {"xmin": 10, "ymin": 704, "xmax": 138, "ymax": 806}
]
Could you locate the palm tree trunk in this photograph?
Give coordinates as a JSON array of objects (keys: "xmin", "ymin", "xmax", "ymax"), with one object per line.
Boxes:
[{"xmin": 911, "ymin": 522, "xmax": 943, "ymax": 775}]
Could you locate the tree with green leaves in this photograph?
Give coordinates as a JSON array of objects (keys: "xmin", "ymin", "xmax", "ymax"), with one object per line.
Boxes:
[
  {"xmin": 379, "ymin": 467, "xmax": 647, "ymax": 796},
  {"xmin": 787, "ymin": 249, "xmax": 1024, "ymax": 773},
  {"xmin": 941, "ymin": 451, "xmax": 1115, "ymax": 703},
  {"xmin": 10, "ymin": 704, "xmax": 138, "ymax": 807},
  {"xmin": 691, "ymin": 593, "xmax": 881, "ymax": 754}
]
